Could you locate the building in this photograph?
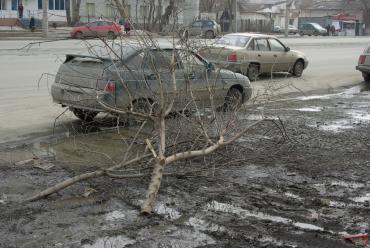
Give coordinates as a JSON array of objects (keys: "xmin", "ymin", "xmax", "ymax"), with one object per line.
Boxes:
[
  {"xmin": 0, "ymin": 0, "xmax": 198, "ymax": 28},
  {"xmin": 0, "ymin": 0, "xmax": 66, "ymax": 22}
]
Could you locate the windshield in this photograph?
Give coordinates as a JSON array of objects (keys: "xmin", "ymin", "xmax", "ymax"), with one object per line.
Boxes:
[
  {"xmin": 215, "ymin": 35, "xmax": 251, "ymax": 47},
  {"xmin": 311, "ymin": 23, "xmax": 323, "ymax": 29}
]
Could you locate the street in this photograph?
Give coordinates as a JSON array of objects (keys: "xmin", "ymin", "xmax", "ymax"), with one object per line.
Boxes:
[
  {"xmin": 1, "ymin": 36, "xmax": 370, "ymax": 248},
  {"xmin": 0, "ymin": 36, "xmax": 368, "ymax": 143}
]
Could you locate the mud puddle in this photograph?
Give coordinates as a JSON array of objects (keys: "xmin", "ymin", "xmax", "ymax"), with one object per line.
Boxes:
[{"xmin": 1, "ymin": 86, "xmax": 370, "ymax": 247}]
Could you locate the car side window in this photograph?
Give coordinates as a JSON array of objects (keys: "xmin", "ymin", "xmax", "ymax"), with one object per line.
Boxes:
[
  {"xmin": 178, "ymin": 50, "xmax": 205, "ymax": 71},
  {"xmin": 87, "ymin": 22, "xmax": 97, "ymax": 27},
  {"xmin": 268, "ymin": 39, "xmax": 285, "ymax": 52},
  {"xmin": 142, "ymin": 50, "xmax": 177, "ymax": 73},
  {"xmin": 247, "ymin": 39, "xmax": 255, "ymax": 50},
  {"xmin": 255, "ymin": 38, "xmax": 270, "ymax": 51},
  {"xmin": 192, "ymin": 21, "xmax": 202, "ymax": 28},
  {"xmin": 203, "ymin": 21, "xmax": 213, "ymax": 27}
]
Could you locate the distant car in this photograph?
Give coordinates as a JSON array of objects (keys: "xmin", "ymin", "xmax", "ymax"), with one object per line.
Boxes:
[
  {"xmin": 299, "ymin": 23, "xmax": 327, "ymax": 36},
  {"xmin": 356, "ymin": 43, "xmax": 370, "ymax": 82},
  {"xmin": 70, "ymin": 20, "xmax": 122, "ymax": 39},
  {"xmin": 182, "ymin": 19, "xmax": 221, "ymax": 39},
  {"xmin": 51, "ymin": 42, "xmax": 252, "ymax": 121},
  {"xmin": 273, "ymin": 25, "xmax": 298, "ymax": 34},
  {"xmin": 198, "ymin": 33, "xmax": 309, "ymax": 81}
]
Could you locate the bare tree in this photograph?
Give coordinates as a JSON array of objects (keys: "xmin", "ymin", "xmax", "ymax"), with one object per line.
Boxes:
[{"xmin": 26, "ymin": 9, "xmax": 294, "ymax": 215}]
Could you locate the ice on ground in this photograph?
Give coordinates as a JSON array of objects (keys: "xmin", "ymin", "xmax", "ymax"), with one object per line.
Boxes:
[
  {"xmin": 297, "ymin": 107, "xmax": 323, "ymax": 112},
  {"xmin": 82, "ymin": 235, "xmax": 136, "ymax": 248},
  {"xmin": 206, "ymin": 201, "xmax": 324, "ymax": 231}
]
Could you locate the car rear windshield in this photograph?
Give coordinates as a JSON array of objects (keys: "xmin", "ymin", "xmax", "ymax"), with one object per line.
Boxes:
[{"xmin": 215, "ymin": 35, "xmax": 251, "ymax": 47}]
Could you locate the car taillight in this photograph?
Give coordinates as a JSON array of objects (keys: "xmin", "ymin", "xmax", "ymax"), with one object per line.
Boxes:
[
  {"xmin": 98, "ymin": 82, "xmax": 116, "ymax": 92},
  {"xmin": 358, "ymin": 55, "xmax": 366, "ymax": 64},
  {"xmin": 227, "ymin": 52, "xmax": 237, "ymax": 62}
]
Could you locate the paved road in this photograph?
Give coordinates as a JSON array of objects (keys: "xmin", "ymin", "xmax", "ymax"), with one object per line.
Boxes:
[{"xmin": 0, "ymin": 37, "xmax": 368, "ymax": 143}]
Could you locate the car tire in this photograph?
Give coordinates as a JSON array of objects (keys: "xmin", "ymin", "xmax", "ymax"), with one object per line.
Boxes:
[
  {"xmin": 75, "ymin": 31, "xmax": 84, "ymax": 39},
  {"xmin": 299, "ymin": 31, "xmax": 304, "ymax": 36},
  {"xmin": 292, "ymin": 60, "xmax": 304, "ymax": 77},
  {"xmin": 73, "ymin": 108, "xmax": 98, "ymax": 122},
  {"xmin": 132, "ymin": 98, "xmax": 157, "ymax": 116},
  {"xmin": 363, "ymin": 73, "xmax": 370, "ymax": 82},
  {"xmin": 107, "ymin": 31, "xmax": 116, "ymax": 39},
  {"xmin": 247, "ymin": 64, "xmax": 259, "ymax": 81},
  {"xmin": 223, "ymin": 87, "xmax": 243, "ymax": 112},
  {"xmin": 205, "ymin": 30, "xmax": 214, "ymax": 39}
]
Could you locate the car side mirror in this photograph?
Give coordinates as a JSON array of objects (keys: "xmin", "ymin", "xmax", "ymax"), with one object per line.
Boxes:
[
  {"xmin": 285, "ymin": 47, "xmax": 290, "ymax": 52},
  {"xmin": 207, "ymin": 62, "xmax": 215, "ymax": 71}
]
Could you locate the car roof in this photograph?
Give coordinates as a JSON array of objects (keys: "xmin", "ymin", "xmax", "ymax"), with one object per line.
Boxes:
[{"xmin": 222, "ymin": 32, "xmax": 277, "ymax": 38}]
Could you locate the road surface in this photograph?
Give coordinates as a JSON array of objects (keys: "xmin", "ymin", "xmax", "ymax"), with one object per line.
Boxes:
[{"xmin": 0, "ymin": 36, "xmax": 368, "ymax": 143}]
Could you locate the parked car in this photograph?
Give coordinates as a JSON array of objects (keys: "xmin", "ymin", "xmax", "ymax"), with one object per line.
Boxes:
[
  {"xmin": 299, "ymin": 23, "xmax": 327, "ymax": 36},
  {"xmin": 51, "ymin": 42, "xmax": 252, "ymax": 121},
  {"xmin": 198, "ymin": 33, "xmax": 309, "ymax": 81},
  {"xmin": 70, "ymin": 20, "xmax": 122, "ymax": 39},
  {"xmin": 272, "ymin": 25, "xmax": 298, "ymax": 34},
  {"xmin": 356, "ymin": 43, "xmax": 370, "ymax": 82},
  {"xmin": 181, "ymin": 19, "xmax": 221, "ymax": 39}
]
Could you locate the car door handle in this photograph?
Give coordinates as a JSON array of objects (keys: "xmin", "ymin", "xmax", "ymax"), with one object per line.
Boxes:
[
  {"xmin": 145, "ymin": 73, "xmax": 156, "ymax": 80},
  {"xmin": 273, "ymin": 54, "xmax": 277, "ymax": 57},
  {"xmin": 188, "ymin": 72, "xmax": 195, "ymax": 79}
]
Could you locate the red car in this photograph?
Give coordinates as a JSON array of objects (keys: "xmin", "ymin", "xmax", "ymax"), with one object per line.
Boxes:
[{"xmin": 70, "ymin": 20, "xmax": 122, "ymax": 39}]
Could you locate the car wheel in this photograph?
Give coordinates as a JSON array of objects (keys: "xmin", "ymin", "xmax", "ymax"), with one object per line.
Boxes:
[
  {"xmin": 205, "ymin": 30, "xmax": 214, "ymax": 39},
  {"xmin": 72, "ymin": 108, "xmax": 98, "ymax": 122},
  {"xmin": 299, "ymin": 31, "xmax": 304, "ymax": 36},
  {"xmin": 107, "ymin": 31, "xmax": 116, "ymax": 39},
  {"xmin": 247, "ymin": 64, "xmax": 259, "ymax": 81},
  {"xmin": 363, "ymin": 73, "xmax": 370, "ymax": 82},
  {"xmin": 75, "ymin": 31, "xmax": 84, "ymax": 39},
  {"xmin": 132, "ymin": 98, "xmax": 158, "ymax": 116},
  {"xmin": 223, "ymin": 87, "xmax": 243, "ymax": 112},
  {"xmin": 292, "ymin": 60, "xmax": 304, "ymax": 77}
]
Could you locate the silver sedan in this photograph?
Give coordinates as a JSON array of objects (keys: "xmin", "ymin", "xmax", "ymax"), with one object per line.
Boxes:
[{"xmin": 51, "ymin": 42, "xmax": 252, "ymax": 121}]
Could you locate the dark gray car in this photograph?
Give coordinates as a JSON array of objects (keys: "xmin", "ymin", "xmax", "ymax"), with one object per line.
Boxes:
[{"xmin": 51, "ymin": 42, "xmax": 252, "ymax": 121}]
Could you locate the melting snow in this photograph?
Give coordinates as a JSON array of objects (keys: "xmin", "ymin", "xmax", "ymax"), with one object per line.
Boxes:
[
  {"xmin": 82, "ymin": 235, "xmax": 136, "ymax": 248},
  {"xmin": 350, "ymin": 193, "xmax": 370, "ymax": 203},
  {"xmin": 206, "ymin": 201, "xmax": 324, "ymax": 231}
]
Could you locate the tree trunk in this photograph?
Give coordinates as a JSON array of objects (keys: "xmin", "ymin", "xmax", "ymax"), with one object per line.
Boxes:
[
  {"xmin": 141, "ymin": 158, "xmax": 165, "ymax": 214},
  {"xmin": 65, "ymin": 0, "xmax": 71, "ymax": 26},
  {"xmin": 112, "ymin": 0, "xmax": 126, "ymax": 18}
]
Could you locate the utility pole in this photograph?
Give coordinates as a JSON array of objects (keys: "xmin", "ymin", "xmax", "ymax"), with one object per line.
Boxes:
[
  {"xmin": 42, "ymin": 0, "xmax": 48, "ymax": 38},
  {"xmin": 235, "ymin": 0, "xmax": 238, "ymax": 32},
  {"xmin": 284, "ymin": 0, "xmax": 291, "ymax": 37}
]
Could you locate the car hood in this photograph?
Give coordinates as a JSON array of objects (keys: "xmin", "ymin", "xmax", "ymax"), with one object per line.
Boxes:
[{"xmin": 290, "ymin": 49, "xmax": 307, "ymax": 59}]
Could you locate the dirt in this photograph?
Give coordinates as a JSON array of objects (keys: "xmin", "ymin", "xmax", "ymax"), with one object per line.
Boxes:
[{"xmin": 1, "ymin": 82, "xmax": 370, "ymax": 248}]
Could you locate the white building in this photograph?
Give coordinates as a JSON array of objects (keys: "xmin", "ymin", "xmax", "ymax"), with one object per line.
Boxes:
[
  {"xmin": 0, "ymin": 0, "xmax": 198, "ymax": 26},
  {"xmin": 0, "ymin": 0, "xmax": 66, "ymax": 21}
]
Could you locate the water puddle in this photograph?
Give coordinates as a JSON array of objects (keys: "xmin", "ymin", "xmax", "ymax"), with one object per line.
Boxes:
[
  {"xmin": 82, "ymin": 235, "xmax": 136, "ymax": 248},
  {"xmin": 206, "ymin": 201, "xmax": 324, "ymax": 231},
  {"xmin": 296, "ymin": 107, "xmax": 323, "ymax": 112}
]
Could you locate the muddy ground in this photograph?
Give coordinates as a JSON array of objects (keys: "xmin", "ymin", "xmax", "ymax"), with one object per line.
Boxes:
[{"xmin": 1, "ymin": 83, "xmax": 370, "ymax": 248}]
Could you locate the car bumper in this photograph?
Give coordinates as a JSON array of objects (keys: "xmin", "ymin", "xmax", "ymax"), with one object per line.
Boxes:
[
  {"xmin": 356, "ymin": 65, "xmax": 370, "ymax": 73},
  {"xmin": 51, "ymin": 83, "xmax": 106, "ymax": 112}
]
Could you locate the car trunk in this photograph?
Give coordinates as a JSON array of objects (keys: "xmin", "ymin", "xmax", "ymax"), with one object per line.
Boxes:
[
  {"xmin": 55, "ymin": 55, "xmax": 109, "ymax": 89},
  {"xmin": 199, "ymin": 46, "xmax": 244, "ymax": 64}
]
